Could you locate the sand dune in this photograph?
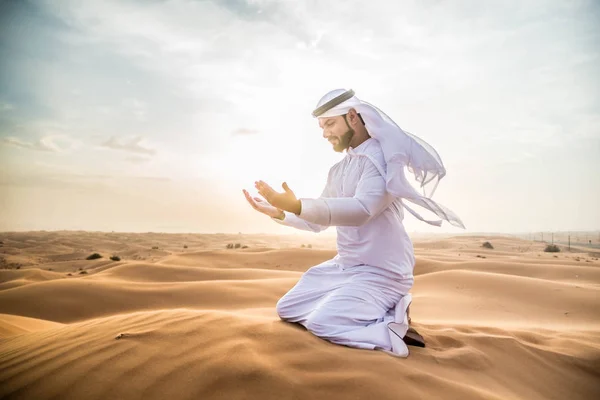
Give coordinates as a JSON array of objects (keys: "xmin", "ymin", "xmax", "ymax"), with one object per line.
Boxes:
[
  {"xmin": 158, "ymin": 248, "xmax": 336, "ymax": 271},
  {"xmin": 1, "ymin": 231, "xmax": 599, "ymax": 399},
  {"xmin": 0, "ymin": 314, "xmax": 64, "ymax": 338}
]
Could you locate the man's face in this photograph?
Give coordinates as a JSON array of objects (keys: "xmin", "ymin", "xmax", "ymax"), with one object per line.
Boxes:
[{"xmin": 319, "ymin": 115, "xmax": 354, "ymax": 153}]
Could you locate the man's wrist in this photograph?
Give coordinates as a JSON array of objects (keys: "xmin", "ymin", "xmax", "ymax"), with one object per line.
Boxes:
[
  {"xmin": 273, "ymin": 210, "xmax": 285, "ymax": 220},
  {"xmin": 291, "ymin": 199, "xmax": 302, "ymax": 215}
]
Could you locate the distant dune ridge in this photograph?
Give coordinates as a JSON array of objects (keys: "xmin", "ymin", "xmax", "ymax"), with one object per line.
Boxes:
[{"xmin": 0, "ymin": 231, "xmax": 599, "ymax": 400}]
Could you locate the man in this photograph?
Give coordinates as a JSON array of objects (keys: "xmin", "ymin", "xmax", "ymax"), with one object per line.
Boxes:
[{"xmin": 243, "ymin": 89, "xmax": 464, "ymax": 357}]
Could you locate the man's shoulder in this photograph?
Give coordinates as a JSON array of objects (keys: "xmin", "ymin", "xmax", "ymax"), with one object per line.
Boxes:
[
  {"xmin": 363, "ymin": 138, "xmax": 384, "ymax": 155},
  {"xmin": 362, "ymin": 139, "xmax": 385, "ymax": 166}
]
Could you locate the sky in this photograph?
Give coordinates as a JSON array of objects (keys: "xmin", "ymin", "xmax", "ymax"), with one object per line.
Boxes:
[{"xmin": 0, "ymin": 0, "xmax": 598, "ymax": 235}]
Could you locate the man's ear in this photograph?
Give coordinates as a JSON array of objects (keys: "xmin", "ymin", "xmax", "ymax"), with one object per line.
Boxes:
[{"xmin": 348, "ymin": 108, "xmax": 359, "ymax": 126}]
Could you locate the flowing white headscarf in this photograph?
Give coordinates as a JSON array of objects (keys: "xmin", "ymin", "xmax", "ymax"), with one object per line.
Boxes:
[{"xmin": 314, "ymin": 89, "xmax": 465, "ymax": 229}]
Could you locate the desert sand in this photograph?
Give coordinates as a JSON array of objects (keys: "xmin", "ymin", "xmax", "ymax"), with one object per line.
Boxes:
[{"xmin": 0, "ymin": 231, "xmax": 599, "ymax": 399}]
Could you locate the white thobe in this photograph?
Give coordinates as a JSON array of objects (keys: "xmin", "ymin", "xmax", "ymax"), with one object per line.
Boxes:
[{"xmin": 273, "ymin": 138, "xmax": 415, "ymax": 352}]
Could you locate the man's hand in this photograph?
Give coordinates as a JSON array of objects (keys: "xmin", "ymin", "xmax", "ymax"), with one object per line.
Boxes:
[
  {"xmin": 254, "ymin": 181, "xmax": 302, "ymax": 215},
  {"xmin": 243, "ymin": 189, "xmax": 285, "ymax": 219}
]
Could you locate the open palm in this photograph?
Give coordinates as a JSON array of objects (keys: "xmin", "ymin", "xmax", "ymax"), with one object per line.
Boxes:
[
  {"xmin": 243, "ymin": 189, "xmax": 283, "ymax": 218},
  {"xmin": 254, "ymin": 181, "xmax": 300, "ymax": 215}
]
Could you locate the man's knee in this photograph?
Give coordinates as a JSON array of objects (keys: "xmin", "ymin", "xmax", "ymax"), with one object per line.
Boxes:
[
  {"xmin": 275, "ymin": 296, "xmax": 292, "ymax": 320},
  {"xmin": 305, "ymin": 309, "xmax": 337, "ymax": 337}
]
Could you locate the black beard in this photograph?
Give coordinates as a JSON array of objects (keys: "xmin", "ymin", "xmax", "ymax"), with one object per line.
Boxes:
[{"xmin": 332, "ymin": 128, "xmax": 354, "ymax": 152}]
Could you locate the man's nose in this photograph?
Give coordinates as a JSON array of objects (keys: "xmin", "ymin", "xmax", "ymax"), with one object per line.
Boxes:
[{"xmin": 322, "ymin": 129, "xmax": 329, "ymax": 139}]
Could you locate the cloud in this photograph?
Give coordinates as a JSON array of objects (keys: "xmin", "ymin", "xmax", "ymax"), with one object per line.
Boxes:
[
  {"xmin": 100, "ymin": 135, "xmax": 156, "ymax": 155},
  {"xmin": 1, "ymin": 135, "xmax": 63, "ymax": 152},
  {"xmin": 231, "ymin": 128, "xmax": 260, "ymax": 136},
  {"xmin": 0, "ymin": 102, "xmax": 14, "ymax": 112}
]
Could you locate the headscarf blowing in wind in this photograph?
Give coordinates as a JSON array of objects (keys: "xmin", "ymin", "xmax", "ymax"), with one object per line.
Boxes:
[{"xmin": 312, "ymin": 89, "xmax": 465, "ymax": 229}]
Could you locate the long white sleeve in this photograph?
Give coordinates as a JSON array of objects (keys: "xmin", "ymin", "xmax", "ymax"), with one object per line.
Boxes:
[
  {"xmin": 271, "ymin": 211, "xmax": 328, "ymax": 232},
  {"xmin": 298, "ymin": 158, "xmax": 395, "ymax": 227}
]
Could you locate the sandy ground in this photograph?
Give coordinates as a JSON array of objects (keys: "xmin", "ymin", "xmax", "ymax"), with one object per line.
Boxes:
[{"xmin": 0, "ymin": 231, "xmax": 599, "ymax": 399}]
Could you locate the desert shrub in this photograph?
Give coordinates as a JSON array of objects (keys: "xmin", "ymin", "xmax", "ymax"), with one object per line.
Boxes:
[
  {"xmin": 86, "ymin": 253, "xmax": 102, "ymax": 260},
  {"xmin": 242, "ymin": 245, "xmax": 248, "ymax": 249},
  {"xmin": 307, "ymin": 244, "xmax": 312, "ymax": 249},
  {"xmin": 151, "ymin": 246, "xmax": 159, "ymax": 250},
  {"xmin": 110, "ymin": 255, "xmax": 121, "ymax": 261},
  {"xmin": 301, "ymin": 244, "xmax": 305, "ymax": 248},
  {"xmin": 234, "ymin": 243, "xmax": 241, "ymax": 249},
  {"xmin": 482, "ymin": 242, "xmax": 494, "ymax": 249},
  {"xmin": 544, "ymin": 244, "xmax": 560, "ymax": 253},
  {"xmin": 226, "ymin": 243, "xmax": 233, "ymax": 249},
  {"xmin": 183, "ymin": 245, "xmax": 188, "ymax": 248},
  {"xmin": 79, "ymin": 270, "xmax": 88, "ymax": 275}
]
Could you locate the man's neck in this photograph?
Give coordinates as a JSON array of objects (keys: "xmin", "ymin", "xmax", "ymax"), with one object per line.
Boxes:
[{"xmin": 349, "ymin": 131, "xmax": 371, "ymax": 149}]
